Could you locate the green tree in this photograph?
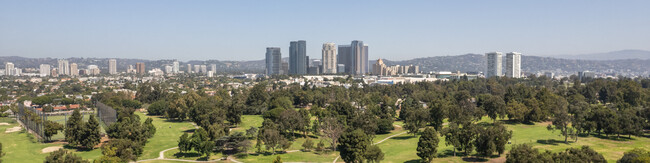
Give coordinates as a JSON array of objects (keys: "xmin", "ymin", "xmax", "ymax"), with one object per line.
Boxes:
[
  {"xmin": 618, "ymin": 148, "xmax": 650, "ymax": 163},
  {"xmin": 338, "ymin": 129, "xmax": 371, "ymax": 163},
  {"xmin": 178, "ymin": 133, "xmax": 192, "ymax": 153},
  {"xmin": 506, "ymin": 144, "xmax": 552, "ymax": 163},
  {"xmin": 417, "ymin": 127, "xmax": 440, "ymax": 162},
  {"xmin": 506, "ymin": 100, "xmax": 528, "ymax": 122},
  {"xmin": 44, "ymin": 120, "xmax": 64, "ymax": 142},
  {"xmin": 142, "ymin": 117, "xmax": 156, "ymax": 139},
  {"xmin": 477, "ymin": 94, "xmax": 506, "ymax": 122},
  {"xmin": 45, "ymin": 148, "xmax": 88, "ymax": 163},
  {"xmin": 101, "ymin": 139, "xmax": 143, "ymax": 162},
  {"xmin": 302, "ymin": 138, "xmax": 314, "ymax": 152},
  {"xmin": 95, "ymin": 146, "xmax": 122, "ymax": 163},
  {"xmin": 364, "ymin": 145, "xmax": 384, "ymax": 163},
  {"xmin": 65, "ymin": 109, "xmax": 84, "ymax": 147},
  {"xmin": 147, "ymin": 100, "xmax": 168, "ymax": 115},
  {"xmin": 273, "ymin": 156, "xmax": 283, "ymax": 163},
  {"xmin": 82, "ymin": 115, "xmax": 101, "ymax": 149}
]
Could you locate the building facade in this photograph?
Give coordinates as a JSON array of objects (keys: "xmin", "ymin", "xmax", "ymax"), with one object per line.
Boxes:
[
  {"xmin": 338, "ymin": 45, "xmax": 352, "ymax": 74},
  {"xmin": 40, "ymin": 64, "xmax": 50, "ymax": 76},
  {"xmin": 506, "ymin": 52, "xmax": 522, "ymax": 78},
  {"xmin": 58, "ymin": 59, "xmax": 69, "ymax": 76},
  {"xmin": 351, "ymin": 40, "xmax": 368, "ymax": 75},
  {"xmin": 322, "ymin": 43, "xmax": 337, "ymax": 74},
  {"xmin": 485, "ymin": 52, "xmax": 503, "ymax": 78},
  {"xmin": 136, "ymin": 62, "xmax": 145, "ymax": 74},
  {"xmin": 289, "ymin": 40, "xmax": 307, "ymax": 75},
  {"xmin": 265, "ymin": 47, "xmax": 282, "ymax": 75},
  {"xmin": 5, "ymin": 62, "xmax": 14, "ymax": 76},
  {"xmin": 70, "ymin": 63, "xmax": 79, "ymax": 76}
]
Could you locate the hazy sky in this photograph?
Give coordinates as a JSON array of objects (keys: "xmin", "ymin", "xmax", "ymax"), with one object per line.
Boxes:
[{"xmin": 1, "ymin": 0, "xmax": 649, "ymax": 61}]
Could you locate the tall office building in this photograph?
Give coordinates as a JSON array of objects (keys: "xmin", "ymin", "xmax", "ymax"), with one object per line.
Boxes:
[
  {"xmin": 5, "ymin": 62, "xmax": 14, "ymax": 76},
  {"xmin": 210, "ymin": 64, "xmax": 217, "ymax": 73},
  {"xmin": 265, "ymin": 47, "xmax": 282, "ymax": 75},
  {"xmin": 485, "ymin": 52, "xmax": 503, "ymax": 78},
  {"xmin": 172, "ymin": 61, "xmax": 180, "ymax": 73},
  {"xmin": 58, "ymin": 59, "xmax": 69, "ymax": 75},
  {"xmin": 186, "ymin": 64, "xmax": 192, "ymax": 73},
  {"xmin": 506, "ymin": 52, "xmax": 522, "ymax": 78},
  {"xmin": 165, "ymin": 65, "xmax": 173, "ymax": 74},
  {"xmin": 289, "ymin": 40, "xmax": 307, "ymax": 75},
  {"xmin": 194, "ymin": 65, "xmax": 201, "ymax": 73},
  {"xmin": 40, "ymin": 64, "xmax": 50, "ymax": 76},
  {"xmin": 70, "ymin": 63, "xmax": 79, "ymax": 76},
  {"xmin": 136, "ymin": 62, "xmax": 145, "ymax": 74},
  {"xmin": 108, "ymin": 59, "xmax": 117, "ymax": 74},
  {"xmin": 200, "ymin": 65, "xmax": 207, "ymax": 74},
  {"xmin": 322, "ymin": 43, "xmax": 337, "ymax": 74},
  {"xmin": 351, "ymin": 40, "xmax": 368, "ymax": 75},
  {"xmin": 338, "ymin": 45, "xmax": 352, "ymax": 74}
]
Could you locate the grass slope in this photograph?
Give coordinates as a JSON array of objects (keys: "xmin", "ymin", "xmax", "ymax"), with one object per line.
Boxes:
[{"xmin": 137, "ymin": 112, "xmax": 197, "ymax": 160}]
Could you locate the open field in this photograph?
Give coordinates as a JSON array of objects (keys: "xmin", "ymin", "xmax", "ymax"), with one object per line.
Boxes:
[
  {"xmin": 137, "ymin": 112, "xmax": 197, "ymax": 160},
  {"xmin": 0, "ymin": 117, "xmax": 102, "ymax": 163}
]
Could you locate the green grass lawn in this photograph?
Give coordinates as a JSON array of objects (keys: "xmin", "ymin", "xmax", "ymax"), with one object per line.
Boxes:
[
  {"xmin": 0, "ymin": 117, "xmax": 102, "ymax": 163},
  {"xmin": 231, "ymin": 115, "xmax": 264, "ymax": 133},
  {"xmin": 137, "ymin": 112, "xmax": 197, "ymax": 160},
  {"xmin": 162, "ymin": 148, "xmax": 224, "ymax": 161},
  {"xmin": 374, "ymin": 118, "xmax": 650, "ymax": 163}
]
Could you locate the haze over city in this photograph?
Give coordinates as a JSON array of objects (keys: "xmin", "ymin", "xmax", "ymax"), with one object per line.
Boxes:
[{"xmin": 1, "ymin": 0, "xmax": 649, "ymax": 61}]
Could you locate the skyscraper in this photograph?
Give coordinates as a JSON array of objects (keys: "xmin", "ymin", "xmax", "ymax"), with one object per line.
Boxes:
[
  {"xmin": 70, "ymin": 63, "xmax": 79, "ymax": 76},
  {"xmin": 322, "ymin": 43, "xmax": 337, "ymax": 74},
  {"xmin": 172, "ymin": 61, "xmax": 180, "ymax": 73},
  {"xmin": 58, "ymin": 59, "xmax": 69, "ymax": 75},
  {"xmin": 289, "ymin": 40, "xmax": 307, "ymax": 75},
  {"xmin": 265, "ymin": 47, "xmax": 282, "ymax": 75},
  {"xmin": 485, "ymin": 52, "xmax": 503, "ymax": 78},
  {"xmin": 210, "ymin": 64, "xmax": 217, "ymax": 73},
  {"xmin": 5, "ymin": 62, "xmax": 14, "ymax": 76},
  {"xmin": 506, "ymin": 52, "xmax": 522, "ymax": 78},
  {"xmin": 338, "ymin": 45, "xmax": 352, "ymax": 74},
  {"xmin": 136, "ymin": 62, "xmax": 145, "ymax": 74},
  {"xmin": 40, "ymin": 64, "xmax": 50, "ymax": 76},
  {"xmin": 186, "ymin": 64, "xmax": 192, "ymax": 73},
  {"xmin": 108, "ymin": 59, "xmax": 117, "ymax": 74},
  {"xmin": 351, "ymin": 40, "xmax": 368, "ymax": 75},
  {"xmin": 200, "ymin": 65, "xmax": 207, "ymax": 74}
]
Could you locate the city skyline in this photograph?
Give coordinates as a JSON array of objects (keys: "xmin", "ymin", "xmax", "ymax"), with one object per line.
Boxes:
[{"xmin": 2, "ymin": 1, "xmax": 649, "ymax": 61}]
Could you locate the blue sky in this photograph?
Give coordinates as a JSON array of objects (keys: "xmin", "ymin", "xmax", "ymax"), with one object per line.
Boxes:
[{"xmin": 1, "ymin": 0, "xmax": 649, "ymax": 61}]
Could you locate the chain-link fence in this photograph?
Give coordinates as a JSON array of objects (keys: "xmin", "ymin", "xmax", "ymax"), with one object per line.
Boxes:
[
  {"xmin": 16, "ymin": 104, "xmax": 46, "ymax": 141},
  {"xmin": 96, "ymin": 102, "xmax": 117, "ymax": 127}
]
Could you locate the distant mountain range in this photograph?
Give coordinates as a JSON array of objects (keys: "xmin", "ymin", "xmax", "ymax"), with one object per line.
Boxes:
[
  {"xmin": 381, "ymin": 54, "xmax": 650, "ymax": 76},
  {"xmin": 2, "ymin": 50, "xmax": 650, "ymax": 76},
  {"xmin": 551, "ymin": 50, "xmax": 650, "ymax": 60}
]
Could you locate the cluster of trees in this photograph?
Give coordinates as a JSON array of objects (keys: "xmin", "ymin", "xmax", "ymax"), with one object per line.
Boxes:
[
  {"xmin": 99, "ymin": 108, "xmax": 155, "ymax": 162},
  {"xmin": 506, "ymin": 144, "xmax": 606, "ymax": 163},
  {"xmin": 618, "ymin": 148, "xmax": 650, "ymax": 163},
  {"xmin": 44, "ymin": 148, "xmax": 88, "ymax": 163},
  {"xmin": 63, "ymin": 109, "xmax": 101, "ymax": 149}
]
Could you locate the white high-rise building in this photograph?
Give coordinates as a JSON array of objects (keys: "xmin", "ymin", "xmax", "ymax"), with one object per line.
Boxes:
[
  {"xmin": 70, "ymin": 63, "xmax": 79, "ymax": 76},
  {"xmin": 58, "ymin": 59, "xmax": 69, "ymax": 75},
  {"xmin": 5, "ymin": 62, "xmax": 14, "ymax": 76},
  {"xmin": 172, "ymin": 61, "xmax": 180, "ymax": 73},
  {"xmin": 200, "ymin": 65, "xmax": 207, "ymax": 74},
  {"xmin": 164, "ymin": 65, "xmax": 173, "ymax": 74},
  {"xmin": 187, "ymin": 64, "xmax": 192, "ymax": 73},
  {"xmin": 485, "ymin": 52, "xmax": 503, "ymax": 78},
  {"xmin": 506, "ymin": 52, "xmax": 522, "ymax": 78},
  {"xmin": 322, "ymin": 43, "xmax": 337, "ymax": 74},
  {"xmin": 108, "ymin": 59, "xmax": 117, "ymax": 74},
  {"xmin": 40, "ymin": 64, "xmax": 51, "ymax": 77},
  {"xmin": 210, "ymin": 64, "xmax": 217, "ymax": 73},
  {"xmin": 194, "ymin": 65, "xmax": 201, "ymax": 73}
]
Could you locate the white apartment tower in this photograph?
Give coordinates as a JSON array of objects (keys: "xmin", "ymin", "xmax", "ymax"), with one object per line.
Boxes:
[
  {"xmin": 40, "ymin": 64, "xmax": 51, "ymax": 76},
  {"xmin": 70, "ymin": 63, "xmax": 79, "ymax": 76},
  {"xmin": 485, "ymin": 52, "xmax": 503, "ymax": 78},
  {"xmin": 506, "ymin": 52, "xmax": 522, "ymax": 78},
  {"xmin": 108, "ymin": 59, "xmax": 117, "ymax": 74},
  {"xmin": 5, "ymin": 62, "xmax": 14, "ymax": 76},
  {"xmin": 322, "ymin": 43, "xmax": 337, "ymax": 74},
  {"xmin": 172, "ymin": 61, "xmax": 180, "ymax": 73},
  {"xmin": 58, "ymin": 59, "xmax": 69, "ymax": 75}
]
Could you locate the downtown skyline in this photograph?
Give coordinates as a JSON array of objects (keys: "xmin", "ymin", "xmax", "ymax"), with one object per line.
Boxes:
[{"xmin": 1, "ymin": 1, "xmax": 649, "ymax": 61}]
